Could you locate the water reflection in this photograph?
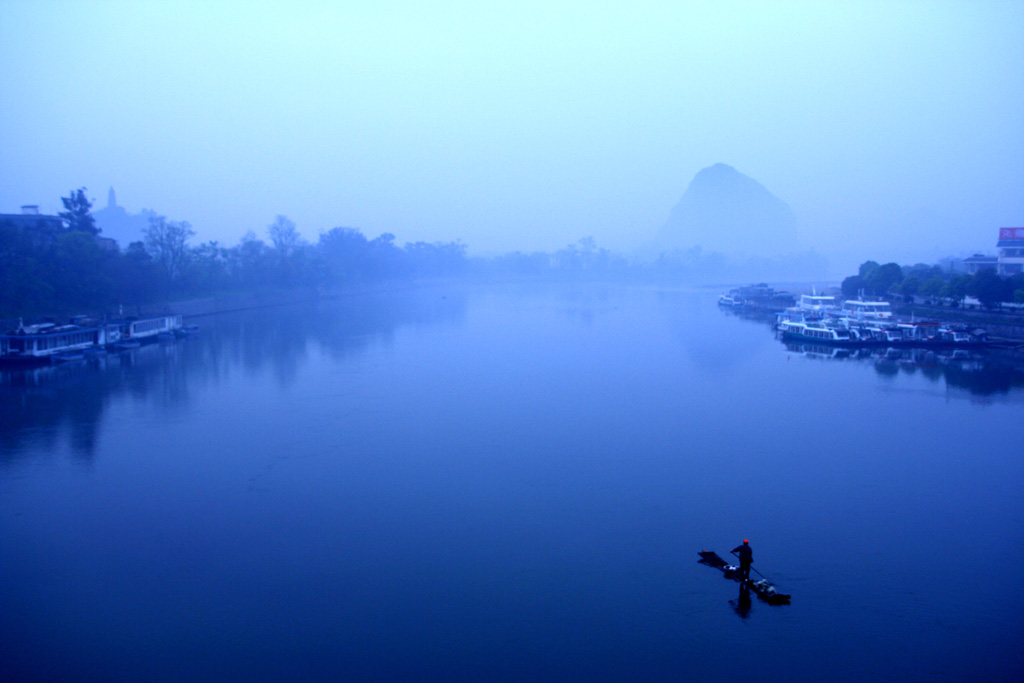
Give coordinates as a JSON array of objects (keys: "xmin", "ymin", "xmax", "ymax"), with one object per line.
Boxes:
[
  {"xmin": 0, "ymin": 345, "xmax": 183, "ymax": 463},
  {"xmin": 660, "ymin": 288, "xmax": 771, "ymax": 372},
  {"xmin": 0, "ymin": 288, "xmax": 467, "ymax": 461},
  {"xmin": 783, "ymin": 342, "xmax": 1024, "ymax": 399},
  {"xmin": 719, "ymin": 300, "xmax": 1024, "ymax": 399},
  {"xmin": 730, "ymin": 581, "xmax": 752, "ymax": 620}
]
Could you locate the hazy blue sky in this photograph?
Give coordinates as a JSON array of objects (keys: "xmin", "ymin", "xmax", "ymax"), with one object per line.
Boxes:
[{"xmin": 2, "ymin": 0, "xmax": 1021, "ymax": 266}]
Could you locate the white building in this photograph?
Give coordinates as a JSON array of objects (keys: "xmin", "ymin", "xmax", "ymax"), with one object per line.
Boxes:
[{"xmin": 997, "ymin": 227, "xmax": 1024, "ymax": 275}]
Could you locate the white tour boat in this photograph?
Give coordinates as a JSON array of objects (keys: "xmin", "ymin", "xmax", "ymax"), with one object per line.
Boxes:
[
  {"xmin": 797, "ymin": 293, "xmax": 839, "ymax": 314},
  {"xmin": 840, "ymin": 299, "xmax": 893, "ymax": 320},
  {"xmin": 778, "ymin": 320, "xmax": 853, "ymax": 344}
]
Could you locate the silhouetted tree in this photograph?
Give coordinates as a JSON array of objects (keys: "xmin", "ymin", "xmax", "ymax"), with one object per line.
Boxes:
[
  {"xmin": 919, "ymin": 276, "xmax": 945, "ymax": 298},
  {"xmin": 942, "ymin": 275, "xmax": 971, "ymax": 306},
  {"xmin": 404, "ymin": 240, "xmax": 467, "ymax": 277},
  {"xmin": 319, "ymin": 227, "xmax": 371, "ymax": 283},
  {"xmin": 866, "ymin": 262, "xmax": 902, "ymax": 295},
  {"xmin": 113, "ymin": 241, "xmax": 162, "ymax": 304},
  {"xmin": 232, "ymin": 231, "xmax": 274, "ymax": 287},
  {"xmin": 841, "ymin": 275, "xmax": 867, "ymax": 298},
  {"xmin": 268, "ymin": 215, "xmax": 303, "ymax": 256},
  {"xmin": 144, "ymin": 215, "xmax": 195, "ymax": 280},
  {"xmin": 184, "ymin": 241, "xmax": 231, "ymax": 293},
  {"xmin": 858, "ymin": 260, "xmax": 880, "ymax": 278},
  {"xmin": 968, "ymin": 268, "xmax": 1010, "ymax": 309},
  {"xmin": 897, "ymin": 275, "xmax": 920, "ymax": 297},
  {"xmin": 51, "ymin": 230, "xmax": 115, "ymax": 308},
  {"xmin": 368, "ymin": 233, "xmax": 405, "ymax": 279},
  {"xmin": 1011, "ymin": 274, "xmax": 1024, "ymax": 305},
  {"xmin": 491, "ymin": 250, "xmax": 551, "ymax": 275},
  {"xmin": 59, "ymin": 188, "xmax": 98, "ymax": 235}
]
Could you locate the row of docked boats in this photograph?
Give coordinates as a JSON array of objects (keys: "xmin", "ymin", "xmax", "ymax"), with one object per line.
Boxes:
[
  {"xmin": 776, "ymin": 318, "xmax": 982, "ymax": 347},
  {"xmin": 0, "ymin": 315, "xmax": 197, "ymax": 366},
  {"xmin": 717, "ymin": 284, "xmax": 796, "ymax": 311},
  {"xmin": 720, "ymin": 286, "xmax": 902, "ymax": 321},
  {"xmin": 771, "ymin": 293, "xmax": 988, "ymax": 348}
]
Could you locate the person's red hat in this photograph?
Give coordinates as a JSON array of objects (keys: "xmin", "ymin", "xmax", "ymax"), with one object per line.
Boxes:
[{"xmin": 743, "ymin": 539, "xmax": 749, "ymax": 543}]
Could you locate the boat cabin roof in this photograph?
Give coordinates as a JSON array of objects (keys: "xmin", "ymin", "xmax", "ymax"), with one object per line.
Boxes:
[{"xmin": 842, "ymin": 300, "xmax": 891, "ymax": 308}]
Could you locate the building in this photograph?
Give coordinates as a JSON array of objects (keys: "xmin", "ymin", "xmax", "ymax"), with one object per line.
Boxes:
[
  {"xmin": 91, "ymin": 187, "xmax": 155, "ymax": 247},
  {"xmin": 963, "ymin": 254, "xmax": 998, "ymax": 274},
  {"xmin": 0, "ymin": 205, "xmax": 64, "ymax": 232},
  {"xmin": 997, "ymin": 227, "xmax": 1024, "ymax": 275},
  {"xmin": 1, "ymin": 204, "xmax": 117, "ymax": 251}
]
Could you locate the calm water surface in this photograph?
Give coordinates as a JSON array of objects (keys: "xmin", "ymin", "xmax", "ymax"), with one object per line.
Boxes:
[{"xmin": 2, "ymin": 283, "xmax": 1023, "ymax": 682}]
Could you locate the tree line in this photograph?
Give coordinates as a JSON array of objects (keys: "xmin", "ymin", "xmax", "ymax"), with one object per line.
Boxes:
[
  {"xmin": 1, "ymin": 189, "xmax": 470, "ymax": 318},
  {"xmin": 13, "ymin": 188, "xmax": 1020, "ymax": 320},
  {"xmin": 842, "ymin": 260, "xmax": 1024, "ymax": 309},
  {"xmin": 4, "ymin": 187, "xmax": 685, "ymax": 319}
]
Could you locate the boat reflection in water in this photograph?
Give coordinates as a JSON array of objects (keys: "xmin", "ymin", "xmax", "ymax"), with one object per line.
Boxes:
[
  {"xmin": 782, "ymin": 342, "xmax": 1024, "ymax": 398},
  {"xmin": 0, "ymin": 290, "xmax": 468, "ymax": 462}
]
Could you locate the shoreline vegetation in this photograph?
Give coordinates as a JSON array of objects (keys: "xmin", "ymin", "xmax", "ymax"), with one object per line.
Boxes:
[
  {"xmin": 0, "ymin": 187, "xmax": 817, "ymax": 324},
  {"xmin": 841, "ymin": 260, "xmax": 1024, "ymax": 311},
  {"xmin": 3, "ymin": 189, "xmax": 1022, "ymax": 339},
  {"xmin": 838, "ymin": 260, "xmax": 1024, "ymax": 341}
]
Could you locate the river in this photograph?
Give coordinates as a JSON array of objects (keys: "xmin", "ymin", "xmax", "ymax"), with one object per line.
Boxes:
[{"xmin": 2, "ymin": 283, "xmax": 1022, "ymax": 682}]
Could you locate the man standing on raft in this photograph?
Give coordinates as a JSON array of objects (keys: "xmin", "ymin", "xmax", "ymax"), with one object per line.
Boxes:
[{"xmin": 732, "ymin": 539, "xmax": 753, "ymax": 581}]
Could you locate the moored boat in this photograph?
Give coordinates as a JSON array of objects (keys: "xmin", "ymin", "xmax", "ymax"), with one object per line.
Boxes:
[
  {"xmin": 105, "ymin": 315, "xmax": 183, "ymax": 344},
  {"xmin": 797, "ymin": 293, "xmax": 839, "ymax": 314},
  {"xmin": 717, "ymin": 285, "xmax": 795, "ymax": 312},
  {"xmin": 0, "ymin": 320, "xmax": 108, "ymax": 366},
  {"xmin": 780, "ymin": 316, "xmax": 990, "ymax": 348},
  {"xmin": 2, "ymin": 315, "xmax": 195, "ymax": 365},
  {"xmin": 778, "ymin": 319, "xmax": 853, "ymax": 344},
  {"xmin": 840, "ymin": 298, "xmax": 893, "ymax": 320}
]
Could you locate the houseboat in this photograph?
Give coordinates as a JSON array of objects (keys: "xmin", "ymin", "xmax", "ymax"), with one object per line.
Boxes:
[
  {"xmin": 718, "ymin": 291, "xmax": 744, "ymax": 307},
  {"xmin": 0, "ymin": 321, "xmax": 108, "ymax": 365},
  {"xmin": 107, "ymin": 315, "xmax": 183, "ymax": 343},
  {"xmin": 717, "ymin": 285, "xmax": 795, "ymax": 312},
  {"xmin": 778, "ymin": 320, "xmax": 853, "ymax": 344},
  {"xmin": 2, "ymin": 315, "xmax": 189, "ymax": 365}
]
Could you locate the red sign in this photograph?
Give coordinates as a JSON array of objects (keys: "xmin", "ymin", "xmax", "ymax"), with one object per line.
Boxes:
[{"xmin": 1000, "ymin": 227, "xmax": 1024, "ymax": 240}]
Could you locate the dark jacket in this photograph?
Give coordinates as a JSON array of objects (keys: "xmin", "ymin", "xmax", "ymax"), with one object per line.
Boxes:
[{"xmin": 732, "ymin": 544, "xmax": 753, "ymax": 567}]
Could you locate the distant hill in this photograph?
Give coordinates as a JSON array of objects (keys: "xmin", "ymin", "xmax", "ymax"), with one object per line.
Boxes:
[
  {"xmin": 656, "ymin": 163, "xmax": 798, "ymax": 256},
  {"xmin": 92, "ymin": 187, "xmax": 156, "ymax": 248}
]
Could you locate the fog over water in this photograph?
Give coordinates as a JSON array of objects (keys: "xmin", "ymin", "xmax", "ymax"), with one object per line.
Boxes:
[
  {"xmin": 3, "ymin": 4, "xmax": 1023, "ymax": 678},
  {"xmin": 2, "ymin": 1, "xmax": 1022, "ymax": 270},
  {"xmin": 2, "ymin": 285, "xmax": 1023, "ymax": 681}
]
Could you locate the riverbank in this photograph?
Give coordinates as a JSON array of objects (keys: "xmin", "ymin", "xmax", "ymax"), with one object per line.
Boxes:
[
  {"xmin": 164, "ymin": 280, "xmax": 470, "ymax": 319},
  {"xmin": 761, "ymin": 282, "xmax": 1024, "ymax": 342},
  {"xmin": 162, "ymin": 288, "xmax": 326, "ymax": 319},
  {"xmin": 892, "ymin": 301, "xmax": 1024, "ymax": 342},
  {"xmin": 8, "ymin": 278, "xmax": 1024, "ymax": 341},
  {"xmin": 1, "ymin": 281, "xmax": 449, "ymax": 331}
]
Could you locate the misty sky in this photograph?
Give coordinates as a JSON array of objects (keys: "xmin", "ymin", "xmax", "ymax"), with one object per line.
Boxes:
[{"xmin": 1, "ymin": 0, "xmax": 1021, "ymax": 266}]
